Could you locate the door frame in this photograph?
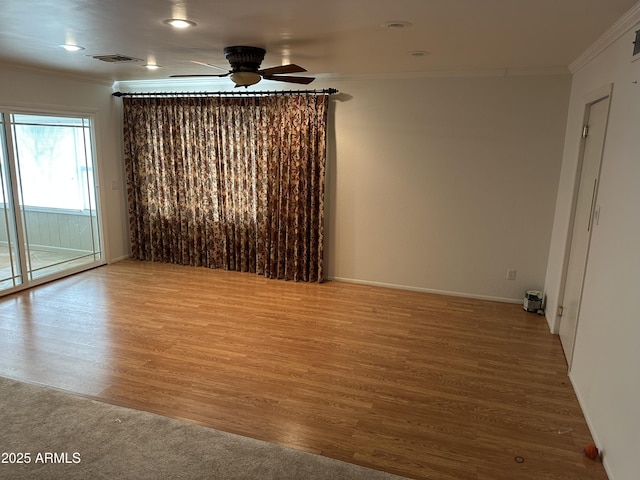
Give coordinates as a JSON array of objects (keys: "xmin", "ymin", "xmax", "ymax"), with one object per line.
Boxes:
[{"xmin": 556, "ymin": 84, "xmax": 612, "ymax": 369}]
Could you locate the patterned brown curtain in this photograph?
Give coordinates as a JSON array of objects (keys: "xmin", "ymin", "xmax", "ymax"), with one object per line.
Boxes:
[{"xmin": 122, "ymin": 94, "xmax": 328, "ymax": 282}]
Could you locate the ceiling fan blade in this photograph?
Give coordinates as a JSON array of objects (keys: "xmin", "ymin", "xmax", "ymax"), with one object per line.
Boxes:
[
  {"xmin": 190, "ymin": 60, "xmax": 229, "ymax": 72},
  {"xmin": 259, "ymin": 64, "xmax": 307, "ymax": 75},
  {"xmin": 262, "ymin": 75, "xmax": 315, "ymax": 85},
  {"xmin": 169, "ymin": 73, "xmax": 230, "ymax": 78}
]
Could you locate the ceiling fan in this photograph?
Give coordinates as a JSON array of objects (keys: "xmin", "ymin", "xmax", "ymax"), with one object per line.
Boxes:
[{"xmin": 171, "ymin": 46, "xmax": 315, "ymax": 87}]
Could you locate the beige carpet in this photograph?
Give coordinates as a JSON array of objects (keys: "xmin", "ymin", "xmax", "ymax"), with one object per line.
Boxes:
[{"xmin": 0, "ymin": 376, "xmax": 409, "ymax": 480}]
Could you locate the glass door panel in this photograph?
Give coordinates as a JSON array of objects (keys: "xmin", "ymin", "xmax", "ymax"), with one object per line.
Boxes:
[{"xmin": 0, "ymin": 111, "xmax": 103, "ymax": 295}]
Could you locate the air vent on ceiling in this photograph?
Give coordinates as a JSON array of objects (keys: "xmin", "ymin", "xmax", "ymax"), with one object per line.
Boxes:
[{"xmin": 91, "ymin": 54, "xmax": 142, "ymax": 63}]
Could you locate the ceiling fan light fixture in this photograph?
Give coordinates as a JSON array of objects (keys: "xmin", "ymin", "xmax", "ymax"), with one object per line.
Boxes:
[
  {"xmin": 170, "ymin": 46, "xmax": 314, "ymax": 86},
  {"xmin": 163, "ymin": 18, "xmax": 196, "ymax": 29},
  {"xmin": 229, "ymin": 71, "xmax": 261, "ymax": 87}
]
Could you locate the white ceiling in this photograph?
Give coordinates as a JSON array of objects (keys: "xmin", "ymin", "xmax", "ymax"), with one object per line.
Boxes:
[{"xmin": 0, "ymin": 0, "xmax": 637, "ymax": 85}]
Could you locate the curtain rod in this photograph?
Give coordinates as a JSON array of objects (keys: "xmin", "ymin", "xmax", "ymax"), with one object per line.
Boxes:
[{"xmin": 112, "ymin": 88, "xmax": 338, "ymax": 97}]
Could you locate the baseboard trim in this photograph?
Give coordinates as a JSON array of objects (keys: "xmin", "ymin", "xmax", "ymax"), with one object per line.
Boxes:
[
  {"xmin": 327, "ymin": 276, "xmax": 522, "ymax": 304},
  {"xmin": 568, "ymin": 372, "xmax": 613, "ymax": 479},
  {"xmin": 108, "ymin": 255, "xmax": 131, "ymax": 264}
]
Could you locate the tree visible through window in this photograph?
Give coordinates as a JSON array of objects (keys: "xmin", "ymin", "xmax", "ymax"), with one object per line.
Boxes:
[{"xmin": 12, "ymin": 114, "xmax": 95, "ymax": 211}]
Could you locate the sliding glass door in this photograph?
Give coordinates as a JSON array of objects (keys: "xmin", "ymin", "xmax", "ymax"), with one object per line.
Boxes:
[
  {"xmin": 0, "ymin": 111, "xmax": 103, "ymax": 294},
  {"xmin": 0, "ymin": 115, "xmax": 22, "ymax": 290}
]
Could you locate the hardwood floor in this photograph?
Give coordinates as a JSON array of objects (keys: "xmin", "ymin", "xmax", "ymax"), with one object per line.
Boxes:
[{"xmin": 0, "ymin": 260, "xmax": 608, "ymax": 480}]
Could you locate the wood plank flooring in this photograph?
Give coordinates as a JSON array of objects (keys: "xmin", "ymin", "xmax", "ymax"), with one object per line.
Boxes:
[{"xmin": 0, "ymin": 259, "xmax": 608, "ymax": 480}]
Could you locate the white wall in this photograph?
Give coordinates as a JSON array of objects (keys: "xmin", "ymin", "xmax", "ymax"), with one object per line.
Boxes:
[
  {"xmin": 2, "ymin": 65, "xmax": 570, "ymax": 303},
  {"xmin": 117, "ymin": 72, "xmax": 571, "ymax": 302},
  {"xmin": 543, "ymin": 7, "xmax": 640, "ymax": 479},
  {"xmin": 0, "ymin": 67, "xmax": 129, "ymax": 262},
  {"xmin": 325, "ymin": 74, "xmax": 570, "ymax": 301}
]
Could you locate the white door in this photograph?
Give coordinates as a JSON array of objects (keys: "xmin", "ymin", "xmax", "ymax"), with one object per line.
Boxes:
[{"xmin": 559, "ymin": 96, "xmax": 609, "ymax": 367}]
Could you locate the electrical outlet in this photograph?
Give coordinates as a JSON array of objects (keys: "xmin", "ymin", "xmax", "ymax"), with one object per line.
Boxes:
[{"xmin": 506, "ymin": 269, "xmax": 517, "ymax": 280}]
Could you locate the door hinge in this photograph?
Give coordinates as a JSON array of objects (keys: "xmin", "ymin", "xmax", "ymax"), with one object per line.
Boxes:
[
  {"xmin": 582, "ymin": 125, "xmax": 589, "ymax": 138},
  {"xmin": 557, "ymin": 306, "xmax": 564, "ymax": 317}
]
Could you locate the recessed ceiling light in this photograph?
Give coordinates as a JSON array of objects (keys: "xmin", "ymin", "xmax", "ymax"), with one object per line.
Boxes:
[
  {"xmin": 59, "ymin": 44, "xmax": 85, "ymax": 52},
  {"xmin": 163, "ymin": 18, "xmax": 196, "ymax": 28},
  {"xmin": 409, "ymin": 51, "xmax": 430, "ymax": 57},
  {"xmin": 143, "ymin": 64, "xmax": 161, "ymax": 70},
  {"xmin": 381, "ymin": 21, "xmax": 412, "ymax": 30}
]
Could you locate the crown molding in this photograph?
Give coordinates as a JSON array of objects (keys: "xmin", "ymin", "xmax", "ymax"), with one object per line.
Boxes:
[{"xmin": 570, "ymin": 1, "xmax": 640, "ymax": 73}]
